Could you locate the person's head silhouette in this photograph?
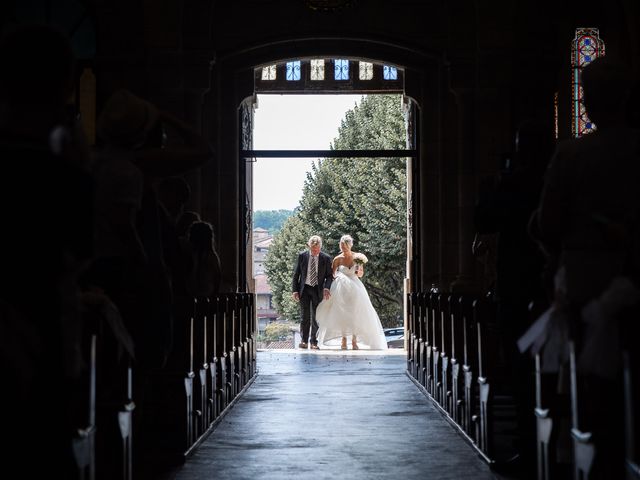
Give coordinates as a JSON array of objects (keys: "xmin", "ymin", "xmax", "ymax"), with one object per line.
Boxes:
[
  {"xmin": 97, "ymin": 89, "xmax": 159, "ymax": 148},
  {"xmin": 189, "ymin": 221, "xmax": 216, "ymax": 252}
]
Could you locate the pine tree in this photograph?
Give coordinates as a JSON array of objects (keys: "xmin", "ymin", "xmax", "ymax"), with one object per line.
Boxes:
[{"xmin": 264, "ymin": 94, "xmax": 407, "ymax": 327}]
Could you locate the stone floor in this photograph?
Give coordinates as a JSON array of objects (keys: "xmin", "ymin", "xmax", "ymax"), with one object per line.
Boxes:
[{"xmin": 168, "ymin": 349, "xmax": 499, "ymax": 480}]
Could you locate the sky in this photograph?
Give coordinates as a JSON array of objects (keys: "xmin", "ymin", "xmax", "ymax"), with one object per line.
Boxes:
[{"xmin": 253, "ymin": 94, "xmax": 363, "ymax": 211}]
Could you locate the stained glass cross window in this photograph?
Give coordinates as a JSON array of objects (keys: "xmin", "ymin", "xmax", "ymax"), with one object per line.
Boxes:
[
  {"xmin": 359, "ymin": 62, "xmax": 373, "ymax": 80},
  {"xmin": 571, "ymin": 28, "xmax": 605, "ymax": 137},
  {"xmin": 310, "ymin": 59, "xmax": 325, "ymax": 80},
  {"xmin": 261, "ymin": 65, "xmax": 276, "ymax": 80},
  {"xmin": 334, "ymin": 59, "xmax": 349, "ymax": 80},
  {"xmin": 383, "ymin": 65, "xmax": 398, "ymax": 80},
  {"xmin": 286, "ymin": 61, "xmax": 301, "ymax": 81}
]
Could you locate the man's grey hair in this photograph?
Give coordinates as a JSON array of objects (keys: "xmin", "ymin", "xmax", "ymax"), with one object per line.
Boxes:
[{"xmin": 308, "ymin": 235, "xmax": 322, "ymax": 247}]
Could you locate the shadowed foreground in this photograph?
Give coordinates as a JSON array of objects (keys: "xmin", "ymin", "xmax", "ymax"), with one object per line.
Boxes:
[{"xmin": 170, "ymin": 350, "xmax": 497, "ymax": 480}]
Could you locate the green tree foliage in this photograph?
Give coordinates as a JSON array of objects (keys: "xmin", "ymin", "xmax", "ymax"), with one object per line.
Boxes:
[
  {"xmin": 264, "ymin": 214, "xmax": 312, "ymax": 322},
  {"xmin": 253, "ymin": 209, "xmax": 293, "ymax": 234},
  {"xmin": 263, "ymin": 322, "xmax": 295, "ymax": 342},
  {"xmin": 265, "ymin": 94, "xmax": 407, "ymax": 327}
]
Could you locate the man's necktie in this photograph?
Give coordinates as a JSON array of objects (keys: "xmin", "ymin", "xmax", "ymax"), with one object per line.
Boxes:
[{"xmin": 309, "ymin": 255, "xmax": 318, "ymax": 286}]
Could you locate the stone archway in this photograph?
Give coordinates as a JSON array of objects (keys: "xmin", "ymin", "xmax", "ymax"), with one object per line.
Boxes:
[{"xmin": 201, "ymin": 37, "xmax": 447, "ymax": 296}]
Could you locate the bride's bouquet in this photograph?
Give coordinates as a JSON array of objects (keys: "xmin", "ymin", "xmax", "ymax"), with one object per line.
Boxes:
[{"xmin": 353, "ymin": 253, "xmax": 368, "ymax": 266}]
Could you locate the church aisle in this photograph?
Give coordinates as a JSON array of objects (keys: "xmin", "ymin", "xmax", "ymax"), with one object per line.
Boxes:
[{"xmin": 170, "ymin": 350, "xmax": 497, "ymax": 480}]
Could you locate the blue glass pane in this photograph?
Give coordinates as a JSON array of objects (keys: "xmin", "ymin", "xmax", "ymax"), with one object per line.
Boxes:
[
  {"xmin": 334, "ymin": 59, "xmax": 349, "ymax": 80},
  {"xmin": 383, "ymin": 65, "xmax": 398, "ymax": 80},
  {"xmin": 584, "ymin": 39, "xmax": 591, "ymax": 45},
  {"xmin": 585, "ymin": 55, "xmax": 591, "ymax": 63},
  {"xmin": 586, "ymin": 122, "xmax": 592, "ymax": 128},
  {"xmin": 286, "ymin": 61, "xmax": 301, "ymax": 81}
]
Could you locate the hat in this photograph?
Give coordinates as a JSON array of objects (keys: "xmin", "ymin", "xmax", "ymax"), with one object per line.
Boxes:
[{"xmin": 97, "ymin": 89, "xmax": 159, "ymax": 147}]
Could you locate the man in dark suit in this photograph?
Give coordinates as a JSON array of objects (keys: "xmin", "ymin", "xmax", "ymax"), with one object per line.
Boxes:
[{"xmin": 291, "ymin": 235, "xmax": 333, "ymax": 349}]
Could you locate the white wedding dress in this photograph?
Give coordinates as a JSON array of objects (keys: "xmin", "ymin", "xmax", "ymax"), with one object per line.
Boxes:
[{"xmin": 316, "ymin": 264, "xmax": 388, "ymax": 350}]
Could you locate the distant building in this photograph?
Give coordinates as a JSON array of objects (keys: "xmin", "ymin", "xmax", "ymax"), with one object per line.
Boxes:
[
  {"xmin": 253, "ymin": 227, "xmax": 271, "ymax": 275},
  {"xmin": 253, "ymin": 228, "xmax": 277, "ymax": 334}
]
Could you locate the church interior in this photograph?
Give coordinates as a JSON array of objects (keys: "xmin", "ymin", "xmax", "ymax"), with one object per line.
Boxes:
[{"xmin": 0, "ymin": 0, "xmax": 639, "ymax": 479}]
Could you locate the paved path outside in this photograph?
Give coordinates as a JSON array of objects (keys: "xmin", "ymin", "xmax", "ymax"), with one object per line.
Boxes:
[{"xmin": 170, "ymin": 349, "xmax": 498, "ymax": 480}]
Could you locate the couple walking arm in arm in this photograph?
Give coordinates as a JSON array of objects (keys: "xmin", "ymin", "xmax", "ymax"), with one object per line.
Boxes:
[{"xmin": 292, "ymin": 234, "xmax": 387, "ymax": 350}]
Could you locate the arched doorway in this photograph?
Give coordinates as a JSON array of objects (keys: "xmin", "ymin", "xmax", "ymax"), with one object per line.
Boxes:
[
  {"xmin": 203, "ymin": 36, "xmax": 444, "ymax": 303},
  {"xmin": 243, "ymin": 58, "xmax": 417, "ymax": 350}
]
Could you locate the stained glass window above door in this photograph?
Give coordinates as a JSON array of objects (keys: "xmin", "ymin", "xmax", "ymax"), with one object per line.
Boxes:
[
  {"xmin": 383, "ymin": 66, "xmax": 398, "ymax": 80},
  {"xmin": 334, "ymin": 59, "xmax": 349, "ymax": 80},
  {"xmin": 261, "ymin": 65, "xmax": 277, "ymax": 80},
  {"xmin": 359, "ymin": 62, "xmax": 373, "ymax": 80},
  {"xmin": 255, "ymin": 58, "xmax": 403, "ymax": 93},
  {"xmin": 286, "ymin": 61, "xmax": 301, "ymax": 81},
  {"xmin": 310, "ymin": 59, "xmax": 325, "ymax": 80}
]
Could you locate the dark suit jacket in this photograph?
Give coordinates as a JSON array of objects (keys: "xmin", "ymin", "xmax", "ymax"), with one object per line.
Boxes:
[{"xmin": 291, "ymin": 250, "xmax": 333, "ymax": 296}]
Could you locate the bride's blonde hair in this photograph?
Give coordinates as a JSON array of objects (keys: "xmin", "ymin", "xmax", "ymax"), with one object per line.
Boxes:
[{"xmin": 339, "ymin": 234, "xmax": 354, "ymax": 251}]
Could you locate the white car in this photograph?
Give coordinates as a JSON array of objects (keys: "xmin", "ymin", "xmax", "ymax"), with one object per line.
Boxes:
[{"xmin": 384, "ymin": 327, "xmax": 404, "ymax": 348}]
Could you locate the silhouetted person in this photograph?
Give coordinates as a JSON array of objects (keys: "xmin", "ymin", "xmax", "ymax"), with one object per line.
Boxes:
[
  {"xmin": 157, "ymin": 176, "xmax": 194, "ymax": 298},
  {"xmin": 186, "ymin": 221, "xmax": 222, "ymax": 298},
  {"xmin": 177, "ymin": 210, "xmax": 201, "ymax": 238},
  {"xmin": 536, "ymin": 57, "xmax": 640, "ymax": 480},
  {"xmin": 158, "ymin": 176, "xmax": 191, "ymax": 224},
  {"xmin": 95, "ymin": 89, "xmax": 213, "ymax": 368},
  {"xmin": 475, "ymin": 118, "xmax": 555, "ymax": 477},
  {"xmin": 0, "ymin": 24, "xmax": 94, "ymax": 477},
  {"xmin": 170, "ymin": 210, "xmax": 202, "ymax": 298},
  {"xmin": 96, "ymin": 89, "xmax": 212, "ymax": 477}
]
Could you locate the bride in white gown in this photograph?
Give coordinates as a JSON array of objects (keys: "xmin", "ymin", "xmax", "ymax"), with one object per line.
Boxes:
[{"xmin": 316, "ymin": 235, "xmax": 388, "ymax": 350}]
